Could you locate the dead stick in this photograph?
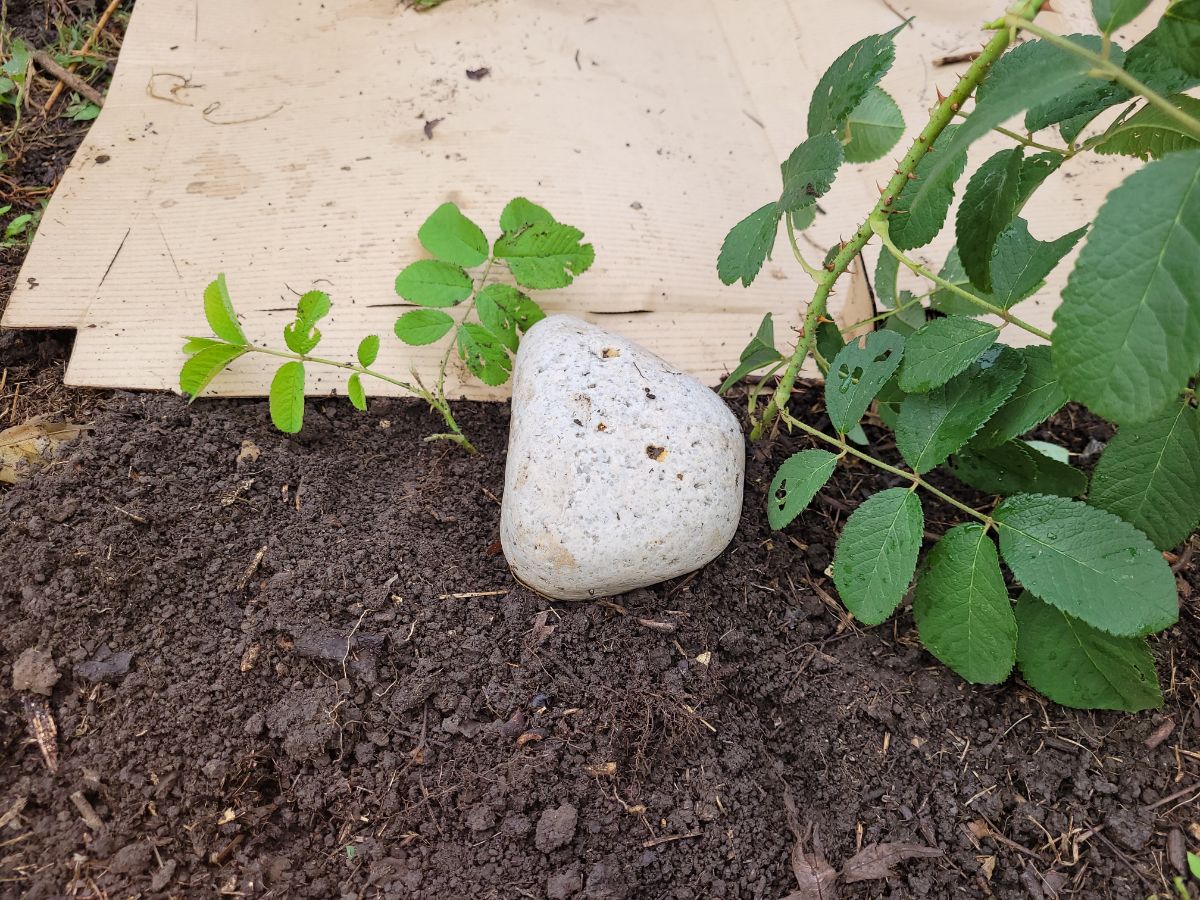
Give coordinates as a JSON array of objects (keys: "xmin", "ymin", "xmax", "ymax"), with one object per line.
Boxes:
[
  {"xmin": 43, "ymin": 0, "xmax": 123, "ymax": 113},
  {"xmin": 642, "ymin": 829, "xmax": 702, "ymax": 849},
  {"xmin": 934, "ymin": 50, "xmax": 983, "ymax": 67},
  {"xmin": 32, "ymin": 50, "xmax": 105, "ymax": 107}
]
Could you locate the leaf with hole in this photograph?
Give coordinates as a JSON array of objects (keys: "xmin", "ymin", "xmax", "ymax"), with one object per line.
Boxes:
[
  {"xmin": 394, "ymin": 259, "xmax": 473, "ymax": 307},
  {"xmin": 269, "ymin": 361, "xmax": 306, "ymax": 434},
  {"xmin": 1089, "ymin": 399, "xmax": 1200, "ymax": 550},
  {"xmin": 994, "ymin": 493, "xmax": 1178, "ymax": 636},
  {"xmin": 913, "ymin": 523, "xmax": 1016, "ymax": 684},
  {"xmin": 418, "ymin": 201, "xmax": 489, "ymax": 267},
  {"xmin": 717, "ymin": 202, "xmax": 781, "ymax": 287},
  {"xmin": 1015, "ymin": 592, "xmax": 1162, "ymax": 711},
  {"xmin": 778, "ymin": 134, "xmax": 844, "ymax": 213},
  {"xmin": 895, "ymin": 346, "xmax": 1025, "ymax": 474},
  {"xmin": 493, "ymin": 221, "xmax": 594, "ymax": 289},
  {"xmin": 767, "ymin": 449, "xmax": 839, "ymax": 530},
  {"xmin": 833, "ymin": 487, "xmax": 924, "ymax": 626},
  {"xmin": 824, "ymin": 330, "xmax": 905, "ymax": 434},
  {"xmin": 1054, "ymin": 149, "xmax": 1200, "ymax": 424},
  {"xmin": 456, "ymin": 323, "xmax": 512, "ymax": 386},
  {"xmin": 897, "ymin": 317, "xmax": 999, "ymax": 393},
  {"xmin": 394, "ymin": 309, "xmax": 455, "ymax": 345}
]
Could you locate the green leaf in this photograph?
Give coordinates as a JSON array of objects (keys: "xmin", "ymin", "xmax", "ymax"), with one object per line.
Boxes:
[
  {"xmin": 1014, "ymin": 591, "xmax": 1162, "ymax": 711},
  {"xmin": 824, "ymin": 330, "xmax": 905, "ymax": 434},
  {"xmin": 499, "ymin": 197, "xmax": 554, "ymax": 233},
  {"xmin": 913, "ymin": 523, "xmax": 1016, "ymax": 684},
  {"xmin": 717, "ymin": 202, "xmax": 781, "ymax": 287},
  {"xmin": 789, "ymin": 205, "xmax": 817, "ymax": 232},
  {"xmin": 923, "ymin": 39, "xmax": 1092, "ymax": 189},
  {"xmin": 929, "ymin": 247, "xmax": 988, "ymax": 316},
  {"xmin": 296, "ymin": 290, "xmax": 331, "ymax": 328},
  {"xmin": 457, "ymin": 322, "xmax": 512, "ymax": 386},
  {"xmin": 269, "ymin": 361, "xmax": 306, "ymax": 434},
  {"xmin": 949, "ymin": 440, "xmax": 1088, "ymax": 498},
  {"xmin": 493, "ymin": 222, "xmax": 594, "ymax": 289},
  {"xmin": 418, "ymin": 202, "xmax": 489, "ymax": 268},
  {"xmin": 883, "ymin": 290, "xmax": 926, "ymax": 335},
  {"xmin": 974, "ymin": 345, "xmax": 1067, "ymax": 447},
  {"xmin": 1015, "ymin": 153, "xmax": 1064, "ymax": 209},
  {"xmin": 897, "ymin": 317, "xmax": 999, "ymax": 393},
  {"xmin": 989, "ymin": 218, "xmax": 1087, "ymax": 310},
  {"xmin": 394, "ymin": 259, "xmax": 473, "ymax": 307},
  {"xmin": 841, "ymin": 87, "xmax": 905, "ymax": 164},
  {"xmin": 357, "ymin": 334, "xmax": 380, "ymax": 368},
  {"xmin": 778, "ymin": 134, "xmax": 844, "ymax": 213},
  {"xmin": 283, "ymin": 322, "xmax": 320, "ymax": 355},
  {"xmin": 1089, "ymin": 400, "xmax": 1200, "ymax": 550},
  {"xmin": 807, "ymin": 23, "xmax": 905, "ymax": 137},
  {"xmin": 1189, "ymin": 852, "xmax": 1200, "ymax": 880},
  {"xmin": 994, "ymin": 493, "xmax": 1179, "ymax": 636},
  {"xmin": 283, "ymin": 292, "xmax": 331, "ymax": 355},
  {"xmin": 203, "ymin": 274, "xmax": 247, "ymax": 345},
  {"xmin": 720, "ymin": 313, "xmax": 783, "ymax": 393},
  {"xmin": 814, "ymin": 320, "xmax": 845, "ymax": 376},
  {"xmin": 1092, "ymin": 0, "xmax": 1149, "ymax": 33},
  {"xmin": 767, "ymin": 449, "xmax": 839, "ymax": 530},
  {"xmin": 874, "ymin": 247, "xmax": 899, "ymax": 308},
  {"xmin": 1054, "ymin": 150, "xmax": 1200, "ymax": 424},
  {"xmin": 181, "ymin": 337, "xmax": 226, "ymax": 355},
  {"xmin": 347, "ymin": 373, "xmax": 367, "ymax": 412},
  {"xmin": 179, "ymin": 343, "xmax": 246, "ymax": 399},
  {"xmin": 889, "ymin": 125, "xmax": 968, "ymax": 251},
  {"xmin": 394, "ymin": 308, "xmax": 455, "ymax": 346},
  {"xmin": 476, "ymin": 284, "xmax": 545, "ymax": 352},
  {"xmin": 896, "ymin": 346, "xmax": 1025, "ymax": 474},
  {"xmin": 833, "ymin": 487, "xmax": 924, "ymax": 626},
  {"xmin": 1160, "ymin": 0, "xmax": 1200, "ymax": 76},
  {"xmin": 1026, "ymin": 440, "xmax": 1070, "ymax": 463},
  {"xmin": 1093, "ymin": 95, "xmax": 1200, "ymax": 160},
  {"xmin": 957, "ymin": 148, "xmax": 1025, "ymax": 292}
]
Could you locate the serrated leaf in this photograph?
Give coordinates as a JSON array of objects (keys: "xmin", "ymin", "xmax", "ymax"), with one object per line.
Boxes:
[
  {"xmin": 874, "ymin": 247, "xmax": 899, "ymax": 308},
  {"xmin": 283, "ymin": 322, "xmax": 321, "ymax": 355},
  {"xmin": 269, "ymin": 361, "xmax": 306, "ymax": 434},
  {"xmin": 824, "ymin": 330, "xmax": 905, "ymax": 434},
  {"xmin": 1094, "ymin": 95, "xmax": 1200, "ymax": 160},
  {"xmin": 179, "ymin": 343, "xmax": 246, "ymax": 399},
  {"xmin": 717, "ymin": 202, "xmax": 781, "ymax": 287},
  {"xmin": 808, "ymin": 23, "xmax": 904, "ymax": 137},
  {"xmin": 357, "ymin": 334, "xmax": 380, "ymax": 368},
  {"xmin": 394, "ymin": 309, "xmax": 455, "ymax": 345},
  {"xmin": 477, "ymin": 284, "xmax": 545, "ymax": 349},
  {"xmin": 913, "ymin": 524, "xmax": 1015, "ymax": 684},
  {"xmin": 418, "ymin": 202, "xmax": 489, "ymax": 267},
  {"xmin": 1026, "ymin": 41, "xmax": 1127, "ymax": 134},
  {"xmin": 1015, "ymin": 591, "xmax": 1162, "ymax": 711},
  {"xmin": 720, "ymin": 313, "xmax": 783, "ymax": 393},
  {"xmin": 898, "ymin": 317, "xmax": 999, "ymax": 393},
  {"xmin": 842, "ymin": 87, "xmax": 905, "ymax": 163},
  {"xmin": 974, "ymin": 346, "xmax": 1067, "ymax": 447},
  {"xmin": 889, "ymin": 125, "xmax": 968, "ymax": 251},
  {"xmin": 1092, "ymin": 0, "xmax": 1149, "ymax": 33},
  {"xmin": 989, "ymin": 218, "xmax": 1087, "ymax": 310},
  {"xmin": 182, "ymin": 337, "xmax": 226, "ymax": 355},
  {"xmin": 949, "ymin": 440, "xmax": 1088, "ymax": 498},
  {"xmin": 833, "ymin": 487, "xmax": 924, "ymax": 626},
  {"xmin": 499, "ymin": 197, "xmax": 554, "ymax": 233},
  {"xmin": 394, "ymin": 259, "xmax": 473, "ymax": 307},
  {"xmin": 347, "ymin": 373, "xmax": 367, "ymax": 411},
  {"xmin": 1090, "ymin": 400, "xmax": 1200, "ymax": 550},
  {"xmin": 896, "ymin": 346, "xmax": 1025, "ymax": 474},
  {"xmin": 957, "ymin": 148, "xmax": 1025, "ymax": 292},
  {"xmin": 779, "ymin": 134, "xmax": 844, "ymax": 213},
  {"xmin": 457, "ymin": 322, "xmax": 512, "ymax": 386},
  {"xmin": 767, "ymin": 449, "xmax": 839, "ymax": 530},
  {"xmin": 203, "ymin": 274, "xmax": 246, "ymax": 344},
  {"xmin": 493, "ymin": 222, "xmax": 594, "ymax": 289},
  {"xmin": 1053, "ymin": 150, "xmax": 1200, "ymax": 424},
  {"xmin": 296, "ymin": 290, "xmax": 331, "ymax": 328},
  {"xmin": 994, "ymin": 493, "xmax": 1178, "ymax": 636},
  {"xmin": 1160, "ymin": 0, "xmax": 1200, "ymax": 76}
]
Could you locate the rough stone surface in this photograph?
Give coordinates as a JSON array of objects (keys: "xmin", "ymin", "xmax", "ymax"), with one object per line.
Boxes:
[
  {"xmin": 11, "ymin": 647, "xmax": 59, "ymax": 695},
  {"xmin": 501, "ymin": 316, "xmax": 744, "ymax": 600}
]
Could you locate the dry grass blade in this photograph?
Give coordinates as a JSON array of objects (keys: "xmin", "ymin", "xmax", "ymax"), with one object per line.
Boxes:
[
  {"xmin": 22, "ymin": 697, "xmax": 58, "ymax": 773},
  {"xmin": 0, "ymin": 418, "xmax": 88, "ymax": 484},
  {"xmin": 842, "ymin": 842, "xmax": 943, "ymax": 883}
]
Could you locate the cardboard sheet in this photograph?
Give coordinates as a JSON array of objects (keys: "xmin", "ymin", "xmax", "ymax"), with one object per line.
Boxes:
[{"xmin": 2, "ymin": 0, "xmax": 1148, "ymax": 398}]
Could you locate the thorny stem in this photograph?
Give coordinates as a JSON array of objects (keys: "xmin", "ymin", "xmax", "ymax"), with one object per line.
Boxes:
[
  {"xmin": 778, "ymin": 409, "xmax": 995, "ymax": 527},
  {"xmin": 1005, "ymin": 16, "xmax": 1200, "ymax": 142},
  {"xmin": 873, "ymin": 218, "xmax": 1054, "ymax": 341},
  {"xmin": 751, "ymin": 0, "xmax": 1048, "ymax": 441},
  {"xmin": 247, "ymin": 344, "xmax": 477, "ymax": 454}
]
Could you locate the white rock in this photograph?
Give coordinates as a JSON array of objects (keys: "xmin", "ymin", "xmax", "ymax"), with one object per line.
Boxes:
[{"xmin": 501, "ymin": 315, "xmax": 745, "ymax": 600}]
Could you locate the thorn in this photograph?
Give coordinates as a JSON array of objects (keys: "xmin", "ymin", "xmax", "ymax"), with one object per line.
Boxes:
[
  {"xmin": 893, "ymin": 168, "xmax": 902, "ymax": 175},
  {"xmin": 876, "ymin": 182, "xmax": 886, "ymax": 195},
  {"xmin": 906, "ymin": 172, "xmax": 917, "ymax": 180},
  {"xmin": 935, "ymin": 85, "xmax": 948, "ymax": 104}
]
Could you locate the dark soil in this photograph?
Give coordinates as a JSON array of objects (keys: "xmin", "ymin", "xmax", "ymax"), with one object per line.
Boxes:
[{"xmin": 2, "ymin": 389, "xmax": 1198, "ymax": 899}]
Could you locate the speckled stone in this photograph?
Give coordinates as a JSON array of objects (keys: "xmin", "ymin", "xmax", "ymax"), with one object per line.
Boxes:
[{"xmin": 500, "ymin": 315, "xmax": 744, "ymax": 600}]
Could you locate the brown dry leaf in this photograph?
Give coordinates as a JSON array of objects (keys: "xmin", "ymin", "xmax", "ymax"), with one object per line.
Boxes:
[
  {"xmin": 977, "ymin": 855, "xmax": 997, "ymax": 880},
  {"xmin": 782, "ymin": 787, "xmax": 839, "ymax": 900},
  {"xmin": 584, "ymin": 761, "xmax": 617, "ymax": 777},
  {"xmin": 0, "ymin": 796, "xmax": 27, "ymax": 830},
  {"xmin": 530, "ymin": 610, "xmax": 555, "ymax": 644},
  {"xmin": 22, "ymin": 696, "xmax": 58, "ymax": 773},
  {"xmin": 235, "ymin": 439, "xmax": 261, "ymax": 467},
  {"xmin": 842, "ymin": 842, "xmax": 943, "ymax": 883},
  {"xmin": 239, "ymin": 644, "xmax": 261, "ymax": 673},
  {"xmin": 0, "ymin": 418, "xmax": 87, "ymax": 484},
  {"xmin": 1167, "ymin": 828, "xmax": 1186, "ymax": 874}
]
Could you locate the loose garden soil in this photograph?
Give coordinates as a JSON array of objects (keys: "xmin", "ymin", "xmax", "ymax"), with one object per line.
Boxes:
[{"xmin": 1, "ymin": 387, "xmax": 1199, "ymax": 899}]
